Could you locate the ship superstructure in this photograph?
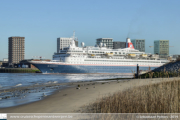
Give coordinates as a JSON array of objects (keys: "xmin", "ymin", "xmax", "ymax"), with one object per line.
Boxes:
[{"xmin": 29, "ymin": 35, "xmax": 169, "ymax": 74}]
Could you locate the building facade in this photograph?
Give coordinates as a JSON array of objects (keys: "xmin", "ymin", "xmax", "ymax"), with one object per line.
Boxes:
[
  {"xmin": 0, "ymin": 61, "xmax": 2, "ymax": 67},
  {"xmin": 172, "ymin": 55, "xmax": 180, "ymax": 59},
  {"xmin": 154, "ymin": 40, "xmax": 169, "ymax": 58},
  {"xmin": 113, "ymin": 42, "xmax": 126, "ymax": 49},
  {"xmin": 96, "ymin": 38, "xmax": 113, "ymax": 48},
  {"xmin": 8, "ymin": 37, "xmax": 25, "ymax": 65},
  {"xmin": 3, "ymin": 58, "xmax": 8, "ymax": 62},
  {"xmin": 131, "ymin": 39, "xmax": 145, "ymax": 52},
  {"xmin": 57, "ymin": 38, "xmax": 78, "ymax": 53}
]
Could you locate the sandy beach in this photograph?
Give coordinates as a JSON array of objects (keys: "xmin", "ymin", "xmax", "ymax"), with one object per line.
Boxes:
[{"xmin": 0, "ymin": 77, "xmax": 178, "ymax": 113}]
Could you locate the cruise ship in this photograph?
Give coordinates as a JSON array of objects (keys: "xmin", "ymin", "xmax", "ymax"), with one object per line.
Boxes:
[{"xmin": 29, "ymin": 36, "xmax": 169, "ymax": 74}]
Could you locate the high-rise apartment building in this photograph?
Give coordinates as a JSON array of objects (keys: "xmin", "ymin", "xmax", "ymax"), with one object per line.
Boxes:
[
  {"xmin": 154, "ymin": 40, "xmax": 169, "ymax": 58},
  {"xmin": 57, "ymin": 37, "xmax": 78, "ymax": 53},
  {"xmin": 8, "ymin": 37, "xmax": 25, "ymax": 64},
  {"xmin": 113, "ymin": 42, "xmax": 126, "ymax": 49},
  {"xmin": 96, "ymin": 38, "xmax": 113, "ymax": 48},
  {"xmin": 131, "ymin": 39, "xmax": 145, "ymax": 52}
]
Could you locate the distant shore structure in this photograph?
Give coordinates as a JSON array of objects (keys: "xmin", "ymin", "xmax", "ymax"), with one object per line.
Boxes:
[
  {"xmin": 57, "ymin": 38, "xmax": 78, "ymax": 53},
  {"xmin": 8, "ymin": 36, "xmax": 25, "ymax": 66},
  {"xmin": 96, "ymin": 38, "xmax": 113, "ymax": 49},
  {"xmin": 113, "ymin": 41, "xmax": 126, "ymax": 49},
  {"xmin": 154, "ymin": 40, "xmax": 169, "ymax": 58},
  {"xmin": 57, "ymin": 32, "xmax": 78, "ymax": 53},
  {"xmin": 131, "ymin": 39, "xmax": 145, "ymax": 52}
]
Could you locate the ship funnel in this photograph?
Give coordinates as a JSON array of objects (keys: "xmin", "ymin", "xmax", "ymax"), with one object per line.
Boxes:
[{"xmin": 126, "ymin": 38, "xmax": 134, "ymax": 49}]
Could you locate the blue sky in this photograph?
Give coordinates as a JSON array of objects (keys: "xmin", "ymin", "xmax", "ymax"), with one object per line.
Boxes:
[{"xmin": 0, "ymin": 0, "xmax": 180, "ymax": 60}]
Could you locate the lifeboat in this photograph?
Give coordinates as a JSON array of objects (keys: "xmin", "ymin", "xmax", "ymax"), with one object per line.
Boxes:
[
  {"xmin": 128, "ymin": 54, "xmax": 136, "ymax": 57},
  {"xmin": 140, "ymin": 54, "xmax": 147, "ymax": 58},
  {"xmin": 149, "ymin": 54, "xmax": 159, "ymax": 59},
  {"xmin": 106, "ymin": 53, "xmax": 113, "ymax": 56}
]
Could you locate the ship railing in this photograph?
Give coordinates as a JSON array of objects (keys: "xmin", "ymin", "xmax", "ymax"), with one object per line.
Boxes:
[{"xmin": 51, "ymin": 60, "xmax": 60, "ymax": 62}]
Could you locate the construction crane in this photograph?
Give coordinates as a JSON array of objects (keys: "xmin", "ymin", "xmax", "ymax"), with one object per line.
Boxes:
[{"xmin": 149, "ymin": 46, "xmax": 174, "ymax": 48}]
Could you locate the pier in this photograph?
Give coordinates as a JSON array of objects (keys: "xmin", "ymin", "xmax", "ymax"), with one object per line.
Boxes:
[{"xmin": 0, "ymin": 68, "xmax": 41, "ymax": 73}]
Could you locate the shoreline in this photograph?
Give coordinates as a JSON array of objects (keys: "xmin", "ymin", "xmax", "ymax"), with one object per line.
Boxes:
[
  {"xmin": 0, "ymin": 77, "xmax": 178, "ymax": 113},
  {"xmin": 0, "ymin": 82, "xmax": 76, "ymax": 108},
  {"xmin": 0, "ymin": 68, "xmax": 40, "ymax": 73}
]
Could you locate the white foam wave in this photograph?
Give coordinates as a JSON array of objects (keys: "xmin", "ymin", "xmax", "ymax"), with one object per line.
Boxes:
[
  {"xmin": 15, "ymin": 84, "xmax": 22, "ymax": 86},
  {"xmin": 52, "ymin": 81, "xmax": 58, "ymax": 83}
]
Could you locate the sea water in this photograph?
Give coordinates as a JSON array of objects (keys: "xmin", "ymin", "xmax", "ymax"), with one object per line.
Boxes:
[
  {"xmin": 0, "ymin": 73, "xmax": 132, "ymax": 89},
  {"xmin": 0, "ymin": 73, "xmax": 132, "ymax": 108}
]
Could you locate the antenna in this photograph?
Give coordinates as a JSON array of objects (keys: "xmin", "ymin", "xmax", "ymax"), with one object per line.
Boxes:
[{"xmin": 73, "ymin": 31, "xmax": 75, "ymax": 40}]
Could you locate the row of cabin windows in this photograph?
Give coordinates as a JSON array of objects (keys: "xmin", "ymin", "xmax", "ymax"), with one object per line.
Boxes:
[
  {"xmin": 71, "ymin": 59, "xmax": 82, "ymax": 60},
  {"xmin": 68, "ymin": 62, "xmax": 158, "ymax": 65},
  {"xmin": 84, "ymin": 60, "xmax": 161, "ymax": 63},
  {"xmin": 91, "ymin": 51, "xmax": 126, "ymax": 54},
  {"xmin": 61, "ymin": 50, "xmax": 142, "ymax": 55},
  {"xmin": 90, "ymin": 51, "xmax": 142, "ymax": 55},
  {"xmin": 68, "ymin": 50, "xmax": 83, "ymax": 52}
]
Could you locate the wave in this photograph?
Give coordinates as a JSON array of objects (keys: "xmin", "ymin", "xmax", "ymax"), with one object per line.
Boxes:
[{"xmin": 15, "ymin": 84, "xmax": 22, "ymax": 86}]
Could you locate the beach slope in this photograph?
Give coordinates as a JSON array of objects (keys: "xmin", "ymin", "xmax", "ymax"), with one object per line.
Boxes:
[{"xmin": 0, "ymin": 78, "xmax": 176, "ymax": 113}]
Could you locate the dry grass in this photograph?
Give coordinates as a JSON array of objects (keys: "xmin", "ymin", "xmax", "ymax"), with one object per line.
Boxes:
[{"xmin": 86, "ymin": 79, "xmax": 180, "ymax": 113}]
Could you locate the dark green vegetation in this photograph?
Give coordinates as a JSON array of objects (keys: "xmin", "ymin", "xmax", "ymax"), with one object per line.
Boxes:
[
  {"xmin": 137, "ymin": 60, "xmax": 180, "ymax": 79},
  {"xmin": 0, "ymin": 68, "xmax": 41, "ymax": 73},
  {"xmin": 138, "ymin": 71, "xmax": 180, "ymax": 79}
]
